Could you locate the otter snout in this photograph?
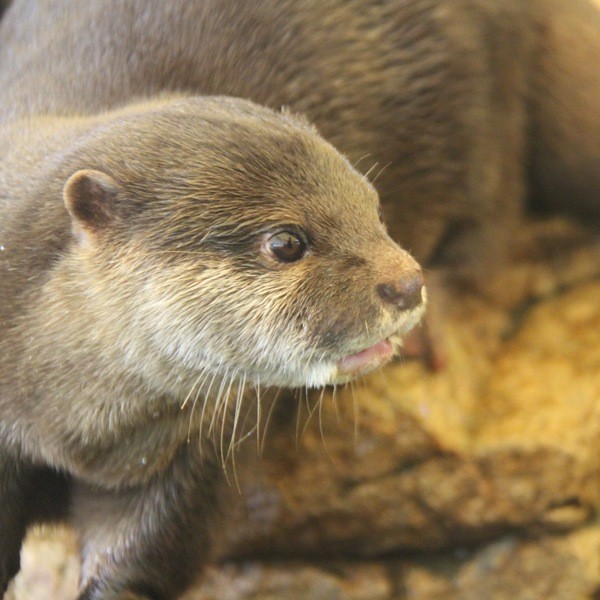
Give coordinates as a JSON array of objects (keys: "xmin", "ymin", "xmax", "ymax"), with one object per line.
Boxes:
[
  {"xmin": 374, "ymin": 243, "xmax": 424, "ymax": 311},
  {"xmin": 376, "ymin": 270, "xmax": 424, "ymax": 310}
]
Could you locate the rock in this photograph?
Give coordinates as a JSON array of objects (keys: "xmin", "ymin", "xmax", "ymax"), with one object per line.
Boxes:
[
  {"xmin": 190, "ymin": 525, "xmax": 600, "ymax": 599},
  {"xmin": 6, "ymin": 527, "xmax": 79, "ymax": 600},
  {"xmin": 398, "ymin": 525, "xmax": 600, "ymax": 600},
  {"xmin": 183, "ymin": 562, "xmax": 392, "ymax": 600}
]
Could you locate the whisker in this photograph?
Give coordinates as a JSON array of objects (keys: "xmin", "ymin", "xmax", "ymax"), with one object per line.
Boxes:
[
  {"xmin": 351, "ymin": 380, "xmax": 359, "ymax": 446},
  {"xmin": 318, "ymin": 386, "xmax": 325, "ymax": 444},
  {"xmin": 371, "ymin": 161, "xmax": 392, "ymax": 185},
  {"xmin": 227, "ymin": 373, "xmax": 245, "ymax": 462},
  {"xmin": 207, "ymin": 367, "xmax": 230, "ymax": 466},
  {"xmin": 303, "ymin": 383, "xmax": 312, "ymax": 416},
  {"xmin": 198, "ymin": 368, "xmax": 221, "ymax": 452},
  {"xmin": 294, "ymin": 388, "xmax": 304, "ymax": 449},
  {"xmin": 363, "ymin": 161, "xmax": 380, "ymax": 181},
  {"xmin": 186, "ymin": 367, "xmax": 210, "ymax": 443},
  {"xmin": 352, "ymin": 153, "xmax": 373, "ymax": 169},
  {"xmin": 319, "ymin": 386, "xmax": 330, "ymax": 422},
  {"xmin": 260, "ymin": 387, "xmax": 282, "ymax": 456},
  {"xmin": 234, "ymin": 394, "xmax": 258, "ymax": 450},
  {"xmin": 318, "ymin": 388, "xmax": 335, "ymax": 463},
  {"xmin": 330, "ymin": 382, "xmax": 344, "ymax": 440},
  {"xmin": 255, "ymin": 376, "xmax": 262, "ymax": 451},
  {"xmin": 180, "ymin": 369, "xmax": 204, "ymax": 410},
  {"xmin": 219, "ymin": 372, "xmax": 236, "ymax": 471},
  {"xmin": 331, "ymin": 383, "xmax": 340, "ymax": 422},
  {"xmin": 301, "ymin": 389, "xmax": 321, "ymax": 439},
  {"xmin": 228, "ymin": 373, "xmax": 247, "ymax": 493},
  {"xmin": 208, "ymin": 367, "xmax": 230, "ymax": 439}
]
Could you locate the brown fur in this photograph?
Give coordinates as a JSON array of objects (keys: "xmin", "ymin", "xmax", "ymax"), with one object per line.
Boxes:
[
  {"xmin": 0, "ymin": 97, "xmax": 424, "ymax": 599},
  {"xmin": 1, "ymin": 0, "xmax": 600, "ymax": 598}
]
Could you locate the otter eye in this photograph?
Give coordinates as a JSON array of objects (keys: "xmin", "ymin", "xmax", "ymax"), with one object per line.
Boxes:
[{"xmin": 267, "ymin": 231, "xmax": 307, "ymax": 263}]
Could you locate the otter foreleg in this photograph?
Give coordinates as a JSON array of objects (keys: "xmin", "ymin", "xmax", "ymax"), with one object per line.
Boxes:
[
  {"xmin": 72, "ymin": 446, "xmax": 220, "ymax": 600},
  {"xmin": 0, "ymin": 458, "xmax": 35, "ymax": 596}
]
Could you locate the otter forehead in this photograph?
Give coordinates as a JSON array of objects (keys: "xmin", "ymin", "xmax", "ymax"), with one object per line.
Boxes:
[
  {"xmin": 133, "ymin": 97, "xmax": 378, "ymax": 206},
  {"xmin": 87, "ymin": 97, "xmax": 383, "ymax": 252}
]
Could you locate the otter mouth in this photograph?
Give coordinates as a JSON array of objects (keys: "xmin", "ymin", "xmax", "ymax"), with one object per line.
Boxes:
[
  {"xmin": 336, "ymin": 337, "xmax": 395, "ymax": 378},
  {"xmin": 320, "ymin": 293, "xmax": 426, "ymax": 386}
]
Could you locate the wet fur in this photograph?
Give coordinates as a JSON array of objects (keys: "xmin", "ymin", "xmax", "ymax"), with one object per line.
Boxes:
[{"xmin": 0, "ymin": 96, "xmax": 422, "ymax": 597}]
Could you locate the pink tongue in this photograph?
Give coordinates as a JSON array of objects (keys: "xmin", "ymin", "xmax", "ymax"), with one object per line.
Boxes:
[{"xmin": 337, "ymin": 338, "xmax": 394, "ymax": 376}]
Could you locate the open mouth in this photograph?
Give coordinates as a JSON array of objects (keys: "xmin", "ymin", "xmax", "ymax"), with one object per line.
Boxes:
[
  {"xmin": 331, "ymin": 291, "xmax": 427, "ymax": 382},
  {"xmin": 336, "ymin": 337, "xmax": 395, "ymax": 377}
]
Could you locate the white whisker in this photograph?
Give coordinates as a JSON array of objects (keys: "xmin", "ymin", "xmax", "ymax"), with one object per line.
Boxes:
[{"xmin": 260, "ymin": 387, "xmax": 282, "ymax": 456}]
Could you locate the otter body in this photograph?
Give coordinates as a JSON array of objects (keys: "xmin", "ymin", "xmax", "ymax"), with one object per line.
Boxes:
[
  {"xmin": 1, "ymin": 0, "xmax": 599, "ymax": 598},
  {"xmin": 0, "ymin": 80, "xmax": 424, "ymax": 600}
]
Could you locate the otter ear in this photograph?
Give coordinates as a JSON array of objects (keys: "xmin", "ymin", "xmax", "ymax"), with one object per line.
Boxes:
[{"xmin": 63, "ymin": 169, "xmax": 121, "ymax": 242}]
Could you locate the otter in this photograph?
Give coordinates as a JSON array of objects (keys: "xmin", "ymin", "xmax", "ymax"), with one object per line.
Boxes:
[
  {"xmin": 0, "ymin": 95, "xmax": 424, "ymax": 597},
  {"xmin": 1, "ymin": 0, "xmax": 600, "ymax": 598}
]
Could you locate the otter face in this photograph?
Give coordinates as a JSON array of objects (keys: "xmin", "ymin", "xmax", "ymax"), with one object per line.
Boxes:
[{"xmin": 63, "ymin": 98, "xmax": 425, "ymax": 389}]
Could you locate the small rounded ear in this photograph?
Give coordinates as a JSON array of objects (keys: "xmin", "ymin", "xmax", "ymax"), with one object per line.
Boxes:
[{"xmin": 63, "ymin": 169, "xmax": 121, "ymax": 237}]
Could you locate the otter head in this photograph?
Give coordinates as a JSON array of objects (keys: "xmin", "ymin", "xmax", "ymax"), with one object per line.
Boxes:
[{"xmin": 63, "ymin": 97, "xmax": 425, "ymax": 389}]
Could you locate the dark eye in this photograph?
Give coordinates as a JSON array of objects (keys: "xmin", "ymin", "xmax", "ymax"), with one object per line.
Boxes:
[{"xmin": 267, "ymin": 231, "xmax": 307, "ymax": 263}]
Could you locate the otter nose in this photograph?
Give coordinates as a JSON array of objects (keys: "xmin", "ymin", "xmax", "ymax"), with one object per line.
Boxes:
[{"xmin": 376, "ymin": 271, "xmax": 423, "ymax": 310}]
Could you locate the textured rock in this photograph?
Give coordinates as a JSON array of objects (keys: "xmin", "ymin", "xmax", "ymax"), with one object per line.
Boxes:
[
  {"xmin": 184, "ymin": 525, "xmax": 600, "ymax": 600},
  {"xmin": 10, "ymin": 217, "xmax": 600, "ymax": 599},
  {"xmin": 183, "ymin": 562, "xmax": 392, "ymax": 600},
  {"xmin": 6, "ymin": 528, "xmax": 79, "ymax": 600},
  {"xmin": 398, "ymin": 525, "xmax": 600, "ymax": 600}
]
